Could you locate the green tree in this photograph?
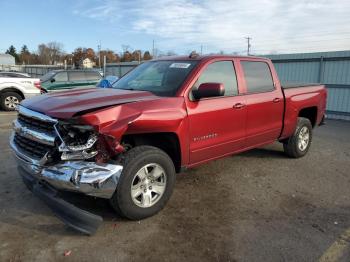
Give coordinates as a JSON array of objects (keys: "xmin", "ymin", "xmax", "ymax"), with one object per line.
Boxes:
[
  {"xmin": 6, "ymin": 45, "xmax": 19, "ymax": 63},
  {"xmin": 143, "ymin": 51, "xmax": 152, "ymax": 60},
  {"xmin": 19, "ymin": 45, "xmax": 31, "ymax": 64}
]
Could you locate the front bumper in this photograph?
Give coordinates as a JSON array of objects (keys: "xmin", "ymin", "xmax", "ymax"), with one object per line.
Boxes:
[
  {"xmin": 10, "ymin": 133, "xmax": 123, "ymax": 199},
  {"xmin": 10, "ymin": 133, "xmax": 123, "ymax": 235}
]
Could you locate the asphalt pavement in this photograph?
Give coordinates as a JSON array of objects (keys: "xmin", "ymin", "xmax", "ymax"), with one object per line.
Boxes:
[{"xmin": 0, "ymin": 112, "xmax": 350, "ymax": 261}]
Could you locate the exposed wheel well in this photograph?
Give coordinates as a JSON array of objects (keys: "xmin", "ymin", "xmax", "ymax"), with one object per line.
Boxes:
[
  {"xmin": 0, "ymin": 88, "xmax": 25, "ymax": 99},
  {"xmin": 121, "ymin": 132, "xmax": 182, "ymax": 173},
  {"xmin": 299, "ymin": 107, "xmax": 317, "ymax": 127}
]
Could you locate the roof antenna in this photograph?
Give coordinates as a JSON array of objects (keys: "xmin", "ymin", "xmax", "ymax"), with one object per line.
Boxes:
[{"xmin": 189, "ymin": 51, "xmax": 199, "ymax": 59}]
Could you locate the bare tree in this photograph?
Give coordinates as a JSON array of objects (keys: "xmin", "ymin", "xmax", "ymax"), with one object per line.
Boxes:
[
  {"xmin": 47, "ymin": 42, "xmax": 63, "ymax": 65},
  {"xmin": 166, "ymin": 50, "xmax": 177, "ymax": 56},
  {"xmin": 37, "ymin": 42, "xmax": 63, "ymax": 64},
  {"xmin": 122, "ymin": 45, "xmax": 130, "ymax": 53}
]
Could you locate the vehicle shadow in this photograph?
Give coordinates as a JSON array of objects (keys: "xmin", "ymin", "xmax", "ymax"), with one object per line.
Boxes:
[{"xmin": 238, "ymin": 147, "xmax": 286, "ymax": 159}]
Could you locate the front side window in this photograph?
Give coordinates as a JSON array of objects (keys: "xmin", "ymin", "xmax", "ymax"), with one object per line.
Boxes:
[
  {"xmin": 192, "ymin": 61, "xmax": 238, "ymax": 97},
  {"xmin": 54, "ymin": 72, "xmax": 68, "ymax": 82},
  {"xmin": 40, "ymin": 71, "xmax": 56, "ymax": 82},
  {"xmin": 241, "ymin": 61, "xmax": 274, "ymax": 93},
  {"xmin": 112, "ymin": 60, "xmax": 198, "ymax": 96}
]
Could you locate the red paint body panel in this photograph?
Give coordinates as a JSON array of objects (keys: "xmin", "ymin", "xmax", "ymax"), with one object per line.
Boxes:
[
  {"xmin": 21, "ymin": 55, "xmax": 327, "ymax": 169},
  {"xmin": 21, "ymin": 88, "xmax": 160, "ymax": 118},
  {"xmin": 281, "ymin": 85, "xmax": 327, "ymax": 139}
]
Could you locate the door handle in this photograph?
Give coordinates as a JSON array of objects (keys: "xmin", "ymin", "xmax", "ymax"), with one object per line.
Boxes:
[
  {"xmin": 273, "ymin": 98, "xmax": 281, "ymax": 103},
  {"xmin": 233, "ymin": 103, "xmax": 246, "ymax": 109}
]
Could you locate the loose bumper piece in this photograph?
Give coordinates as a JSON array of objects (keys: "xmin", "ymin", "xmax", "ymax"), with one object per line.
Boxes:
[{"xmin": 20, "ymin": 168, "xmax": 103, "ymax": 235}]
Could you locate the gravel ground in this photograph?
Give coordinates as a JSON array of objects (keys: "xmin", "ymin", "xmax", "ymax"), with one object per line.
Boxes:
[{"xmin": 0, "ymin": 112, "xmax": 349, "ymax": 262}]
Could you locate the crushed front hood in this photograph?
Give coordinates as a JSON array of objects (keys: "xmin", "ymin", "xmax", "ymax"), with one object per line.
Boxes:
[{"xmin": 20, "ymin": 88, "xmax": 159, "ymax": 119}]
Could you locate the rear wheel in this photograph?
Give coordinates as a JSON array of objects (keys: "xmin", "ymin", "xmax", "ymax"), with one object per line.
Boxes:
[
  {"xmin": 110, "ymin": 146, "xmax": 176, "ymax": 220},
  {"xmin": 283, "ymin": 117, "xmax": 313, "ymax": 158},
  {"xmin": 0, "ymin": 92, "xmax": 22, "ymax": 111}
]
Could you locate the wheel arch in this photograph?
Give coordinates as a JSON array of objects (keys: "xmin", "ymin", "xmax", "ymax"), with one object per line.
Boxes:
[
  {"xmin": 121, "ymin": 132, "xmax": 182, "ymax": 173},
  {"xmin": 0, "ymin": 87, "xmax": 25, "ymax": 99},
  {"xmin": 298, "ymin": 106, "xmax": 317, "ymax": 127}
]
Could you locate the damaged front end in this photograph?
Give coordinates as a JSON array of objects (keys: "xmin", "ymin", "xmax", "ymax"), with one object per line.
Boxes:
[{"xmin": 10, "ymin": 105, "xmax": 123, "ymax": 234}]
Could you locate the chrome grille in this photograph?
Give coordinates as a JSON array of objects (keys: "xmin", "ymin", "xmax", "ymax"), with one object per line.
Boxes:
[
  {"xmin": 14, "ymin": 133, "xmax": 54, "ymax": 159},
  {"xmin": 12, "ymin": 106, "xmax": 58, "ymax": 161},
  {"xmin": 18, "ymin": 114, "xmax": 55, "ymax": 133}
]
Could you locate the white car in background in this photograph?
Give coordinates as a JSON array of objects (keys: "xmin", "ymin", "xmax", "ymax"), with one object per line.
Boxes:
[{"xmin": 0, "ymin": 72, "xmax": 42, "ymax": 111}]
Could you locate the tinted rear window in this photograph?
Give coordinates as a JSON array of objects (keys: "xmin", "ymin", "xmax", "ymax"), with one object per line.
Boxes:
[
  {"xmin": 85, "ymin": 71, "xmax": 101, "ymax": 80},
  {"xmin": 69, "ymin": 71, "xmax": 86, "ymax": 81},
  {"xmin": 241, "ymin": 61, "xmax": 274, "ymax": 93}
]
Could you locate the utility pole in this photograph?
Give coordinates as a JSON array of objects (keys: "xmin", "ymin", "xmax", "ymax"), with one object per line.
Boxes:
[
  {"xmin": 200, "ymin": 45, "xmax": 203, "ymax": 55},
  {"xmin": 152, "ymin": 40, "xmax": 155, "ymax": 59},
  {"xmin": 245, "ymin": 37, "xmax": 252, "ymax": 56},
  {"xmin": 98, "ymin": 41, "xmax": 101, "ymax": 68},
  {"xmin": 103, "ymin": 55, "xmax": 106, "ymax": 77}
]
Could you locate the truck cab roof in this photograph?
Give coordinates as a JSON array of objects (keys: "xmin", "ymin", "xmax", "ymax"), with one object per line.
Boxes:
[{"xmin": 153, "ymin": 54, "xmax": 270, "ymax": 62}]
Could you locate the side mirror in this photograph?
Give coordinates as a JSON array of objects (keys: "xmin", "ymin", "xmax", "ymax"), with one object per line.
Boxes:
[
  {"xmin": 192, "ymin": 82, "xmax": 224, "ymax": 100},
  {"xmin": 98, "ymin": 79, "xmax": 112, "ymax": 88},
  {"xmin": 50, "ymin": 78, "xmax": 55, "ymax": 83}
]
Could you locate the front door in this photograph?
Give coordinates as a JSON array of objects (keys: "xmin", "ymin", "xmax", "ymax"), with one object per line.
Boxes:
[
  {"xmin": 46, "ymin": 71, "xmax": 68, "ymax": 92},
  {"xmin": 186, "ymin": 60, "xmax": 247, "ymax": 165}
]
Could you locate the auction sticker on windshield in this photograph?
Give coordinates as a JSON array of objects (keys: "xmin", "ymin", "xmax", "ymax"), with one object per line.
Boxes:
[{"xmin": 169, "ymin": 63, "xmax": 191, "ymax": 69}]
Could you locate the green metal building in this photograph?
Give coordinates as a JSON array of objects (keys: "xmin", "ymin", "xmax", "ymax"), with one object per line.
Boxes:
[{"xmin": 266, "ymin": 51, "xmax": 350, "ymax": 121}]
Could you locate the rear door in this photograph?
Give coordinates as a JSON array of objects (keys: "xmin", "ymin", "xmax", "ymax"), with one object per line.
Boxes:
[
  {"xmin": 85, "ymin": 71, "xmax": 101, "ymax": 86},
  {"xmin": 238, "ymin": 60, "xmax": 284, "ymax": 147},
  {"xmin": 186, "ymin": 59, "xmax": 247, "ymax": 165}
]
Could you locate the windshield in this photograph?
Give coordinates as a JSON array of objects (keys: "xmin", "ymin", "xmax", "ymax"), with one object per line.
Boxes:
[
  {"xmin": 40, "ymin": 71, "xmax": 56, "ymax": 82},
  {"xmin": 112, "ymin": 60, "xmax": 198, "ymax": 96}
]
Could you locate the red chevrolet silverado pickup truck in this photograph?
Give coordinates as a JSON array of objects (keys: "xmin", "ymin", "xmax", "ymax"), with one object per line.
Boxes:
[{"xmin": 10, "ymin": 55, "xmax": 327, "ymax": 234}]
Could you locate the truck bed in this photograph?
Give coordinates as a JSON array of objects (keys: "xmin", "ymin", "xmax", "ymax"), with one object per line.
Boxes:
[
  {"xmin": 280, "ymin": 84, "xmax": 327, "ymax": 140},
  {"xmin": 282, "ymin": 82, "xmax": 322, "ymax": 89}
]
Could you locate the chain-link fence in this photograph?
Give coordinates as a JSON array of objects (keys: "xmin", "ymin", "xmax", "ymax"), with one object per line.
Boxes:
[{"xmin": 0, "ymin": 64, "xmax": 67, "ymax": 77}]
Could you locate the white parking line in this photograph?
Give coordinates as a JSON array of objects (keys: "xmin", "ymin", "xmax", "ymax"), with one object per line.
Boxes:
[{"xmin": 319, "ymin": 227, "xmax": 350, "ymax": 262}]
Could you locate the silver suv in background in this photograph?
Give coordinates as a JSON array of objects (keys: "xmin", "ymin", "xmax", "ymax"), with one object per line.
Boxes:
[{"xmin": 0, "ymin": 72, "xmax": 41, "ymax": 111}]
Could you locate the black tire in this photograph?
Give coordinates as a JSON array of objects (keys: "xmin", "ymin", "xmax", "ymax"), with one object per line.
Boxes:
[
  {"xmin": 283, "ymin": 117, "xmax": 313, "ymax": 158},
  {"xmin": 0, "ymin": 91, "xmax": 22, "ymax": 111},
  {"xmin": 110, "ymin": 146, "xmax": 176, "ymax": 220}
]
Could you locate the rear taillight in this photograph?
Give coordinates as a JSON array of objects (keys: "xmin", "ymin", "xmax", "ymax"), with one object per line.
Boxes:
[{"xmin": 34, "ymin": 81, "xmax": 41, "ymax": 90}]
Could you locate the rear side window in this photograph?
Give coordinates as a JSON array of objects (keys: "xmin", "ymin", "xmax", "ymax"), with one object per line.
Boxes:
[
  {"xmin": 193, "ymin": 61, "xmax": 238, "ymax": 96},
  {"xmin": 241, "ymin": 61, "xmax": 274, "ymax": 93},
  {"xmin": 8, "ymin": 73, "xmax": 22, "ymax": 78},
  {"xmin": 54, "ymin": 72, "xmax": 68, "ymax": 82},
  {"xmin": 69, "ymin": 71, "xmax": 86, "ymax": 81},
  {"xmin": 85, "ymin": 71, "xmax": 101, "ymax": 80}
]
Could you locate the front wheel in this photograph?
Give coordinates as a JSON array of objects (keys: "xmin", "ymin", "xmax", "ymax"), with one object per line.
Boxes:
[
  {"xmin": 0, "ymin": 92, "xmax": 22, "ymax": 111},
  {"xmin": 283, "ymin": 117, "xmax": 313, "ymax": 158},
  {"xmin": 110, "ymin": 146, "xmax": 176, "ymax": 220}
]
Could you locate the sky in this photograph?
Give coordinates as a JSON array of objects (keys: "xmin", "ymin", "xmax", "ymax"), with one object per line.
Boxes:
[{"xmin": 1, "ymin": 0, "xmax": 350, "ymax": 56}]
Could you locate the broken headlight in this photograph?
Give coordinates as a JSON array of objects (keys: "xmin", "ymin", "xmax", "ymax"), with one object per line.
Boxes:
[{"xmin": 56, "ymin": 124, "xmax": 99, "ymax": 161}]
